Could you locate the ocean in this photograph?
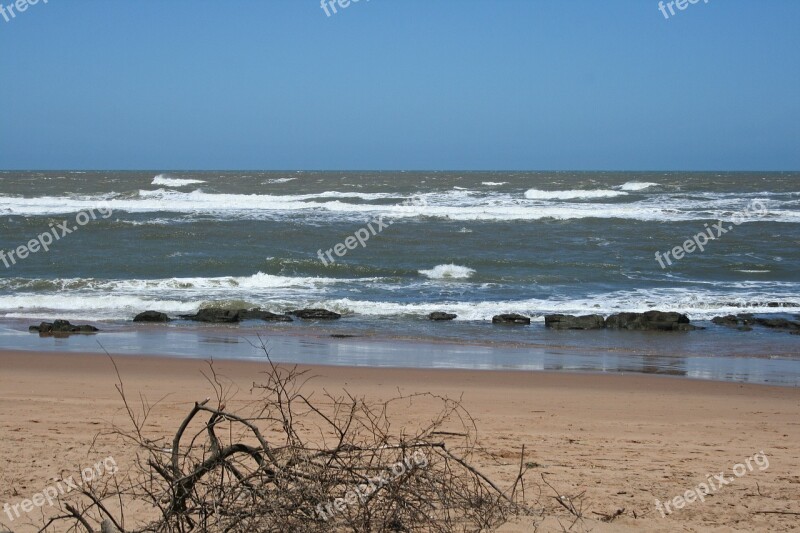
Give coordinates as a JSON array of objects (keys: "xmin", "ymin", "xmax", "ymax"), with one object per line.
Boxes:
[{"xmin": 1, "ymin": 171, "xmax": 798, "ymax": 384}]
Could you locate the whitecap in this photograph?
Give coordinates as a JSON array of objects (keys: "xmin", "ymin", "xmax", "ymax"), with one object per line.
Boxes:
[
  {"xmin": 418, "ymin": 264, "xmax": 476, "ymax": 279},
  {"xmin": 152, "ymin": 174, "xmax": 206, "ymax": 187},
  {"xmin": 524, "ymin": 189, "xmax": 627, "ymax": 200},
  {"xmin": 618, "ymin": 181, "xmax": 658, "ymax": 191}
]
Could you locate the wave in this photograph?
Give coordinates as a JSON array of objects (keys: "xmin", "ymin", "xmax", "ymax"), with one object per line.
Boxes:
[
  {"xmin": 618, "ymin": 181, "xmax": 658, "ymax": 191},
  {"xmin": 325, "ymin": 287, "xmax": 800, "ymax": 321},
  {"xmin": 0, "ymin": 294, "xmax": 199, "ymax": 321},
  {"xmin": 418, "ymin": 264, "xmax": 476, "ymax": 279},
  {"xmin": 0, "ymin": 272, "xmax": 372, "ymax": 293},
  {"xmin": 2, "ymin": 189, "xmax": 798, "ymax": 223},
  {"xmin": 481, "ymin": 181, "xmax": 507, "ymax": 186},
  {"xmin": 152, "ymin": 174, "xmax": 206, "ymax": 187},
  {"xmin": 524, "ymin": 188, "xmax": 628, "ymax": 200},
  {"xmin": 1, "ymin": 282, "xmax": 797, "ymax": 322}
]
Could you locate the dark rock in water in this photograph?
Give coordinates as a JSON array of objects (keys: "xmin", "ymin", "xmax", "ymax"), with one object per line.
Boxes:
[
  {"xmin": 180, "ymin": 308, "xmax": 241, "ymax": 323},
  {"xmin": 712, "ymin": 315, "xmax": 740, "ymax": 328},
  {"xmin": 239, "ymin": 309, "xmax": 293, "ymax": 322},
  {"xmin": 717, "ymin": 314, "xmax": 800, "ymax": 334},
  {"xmin": 492, "ymin": 313, "xmax": 531, "ymax": 325},
  {"xmin": 331, "ymin": 334, "xmax": 359, "ymax": 338},
  {"xmin": 711, "ymin": 313, "xmax": 753, "ymax": 331},
  {"xmin": 290, "ymin": 309, "xmax": 342, "ymax": 320},
  {"xmin": 713, "ymin": 314, "xmax": 756, "ymax": 331},
  {"xmin": 605, "ymin": 311, "xmax": 698, "ymax": 331},
  {"xmin": 30, "ymin": 320, "xmax": 99, "ymax": 335},
  {"xmin": 181, "ymin": 308, "xmax": 296, "ymax": 323},
  {"xmin": 134, "ymin": 311, "xmax": 171, "ymax": 323},
  {"xmin": 428, "ymin": 312, "xmax": 457, "ymax": 321},
  {"xmin": 765, "ymin": 302, "xmax": 799, "ymax": 308},
  {"xmin": 545, "ymin": 314, "xmax": 605, "ymax": 330},
  {"xmin": 31, "ymin": 322, "xmax": 53, "ymax": 334},
  {"xmin": 753, "ymin": 318, "xmax": 800, "ymax": 331},
  {"xmin": 53, "ymin": 319, "xmax": 73, "ymax": 331}
]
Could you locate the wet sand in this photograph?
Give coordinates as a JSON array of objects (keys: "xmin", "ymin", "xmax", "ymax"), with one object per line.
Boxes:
[{"xmin": 2, "ymin": 319, "xmax": 799, "ymax": 386}]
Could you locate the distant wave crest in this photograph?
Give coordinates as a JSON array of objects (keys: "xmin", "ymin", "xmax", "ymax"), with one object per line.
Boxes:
[
  {"xmin": 524, "ymin": 188, "xmax": 627, "ymax": 200},
  {"xmin": 418, "ymin": 264, "xmax": 476, "ymax": 279},
  {"xmin": 618, "ymin": 181, "xmax": 658, "ymax": 191},
  {"xmin": 152, "ymin": 174, "xmax": 206, "ymax": 187}
]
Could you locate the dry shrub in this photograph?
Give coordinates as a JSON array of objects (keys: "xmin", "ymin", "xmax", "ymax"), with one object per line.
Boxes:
[{"xmin": 40, "ymin": 340, "xmax": 537, "ymax": 532}]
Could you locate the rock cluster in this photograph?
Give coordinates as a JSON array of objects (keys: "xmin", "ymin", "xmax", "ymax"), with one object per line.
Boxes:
[{"xmin": 29, "ymin": 320, "xmax": 99, "ymax": 335}]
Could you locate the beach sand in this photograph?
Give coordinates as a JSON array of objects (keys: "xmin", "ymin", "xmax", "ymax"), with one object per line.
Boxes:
[{"xmin": 0, "ymin": 349, "xmax": 798, "ymax": 532}]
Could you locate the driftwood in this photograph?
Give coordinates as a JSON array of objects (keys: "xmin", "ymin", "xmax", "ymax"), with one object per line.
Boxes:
[{"xmin": 38, "ymin": 339, "xmax": 536, "ymax": 532}]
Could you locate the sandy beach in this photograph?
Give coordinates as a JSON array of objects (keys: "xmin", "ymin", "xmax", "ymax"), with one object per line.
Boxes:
[{"xmin": 1, "ymin": 349, "xmax": 798, "ymax": 532}]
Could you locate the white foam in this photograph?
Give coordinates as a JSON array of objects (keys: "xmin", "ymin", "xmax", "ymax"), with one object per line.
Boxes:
[
  {"xmin": 1, "ymin": 189, "xmax": 798, "ymax": 223},
  {"xmin": 524, "ymin": 188, "xmax": 627, "ymax": 200},
  {"xmin": 418, "ymin": 264, "xmax": 476, "ymax": 279},
  {"xmin": 324, "ymin": 286, "xmax": 800, "ymax": 321},
  {"xmin": 0, "ymin": 272, "xmax": 369, "ymax": 293},
  {"xmin": 152, "ymin": 174, "xmax": 206, "ymax": 187},
  {"xmin": 618, "ymin": 181, "xmax": 658, "ymax": 191},
  {"xmin": 481, "ymin": 182, "xmax": 507, "ymax": 186},
  {"xmin": 1, "ymin": 279, "xmax": 796, "ymax": 322}
]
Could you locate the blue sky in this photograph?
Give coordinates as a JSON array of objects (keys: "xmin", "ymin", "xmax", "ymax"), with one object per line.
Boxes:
[{"xmin": 1, "ymin": 0, "xmax": 798, "ymax": 170}]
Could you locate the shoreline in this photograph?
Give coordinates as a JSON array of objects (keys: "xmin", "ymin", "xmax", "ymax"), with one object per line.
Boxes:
[
  {"xmin": 0, "ymin": 346, "xmax": 794, "ymax": 390},
  {"xmin": 1, "ymin": 349, "xmax": 799, "ymax": 532},
  {"xmin": 2, "ymin": 318, "xmax": 799, "ymax": 386}
]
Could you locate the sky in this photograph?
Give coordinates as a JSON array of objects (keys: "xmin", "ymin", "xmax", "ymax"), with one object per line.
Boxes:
[{"xmin": 1, "ymin": 0, "xmax": 798, "ymax": 171}]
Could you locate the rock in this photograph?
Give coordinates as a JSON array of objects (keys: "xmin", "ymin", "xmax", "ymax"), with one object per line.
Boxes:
[
  {"xmin": 181, "ymin": 308, "xmax": 298, "ymax": 323},
  {"xmin": 53, "ymin": 319, "xmax": 73, "ymax": 331},
  {"xmin": 239, "ymin": 309, "xmax": 293, "ymax": 322},
  {"xmin": 180, "ymin": 308, "xmax": 241, "ymax": 323},
  {"xmin": 290, "ymin": 309, "xmax": 342, "ymax": 320},
  {"xmin": 764, "ymin": 302, "xmax": 799, "ymax": 308},
  {"xmin": 492, "ymin": 313, "xmax": 531, "ymax": 325},
  {"xmin": 331, "ymin": 334, "xmax": 359, "ymax": 338},
  {"xmin": 30, "ymin": 322, "xmax": 53, "ymax": 333},
  {"xmin": 713, "ymin": 314, "xmax": 757, "ymax": 331},
  {"xmin": 712, "ymin": 315, "xmax": 740, "ymax": 328},
  {"xmin": 428, "ymin": 312, "xmax": 457, "ymax": 321},
  {"xmin": 545, "ymin": 314, "xmax": 605, "ymax": 330},
  {"xmin": 753, "ymin": 318, "xmax": 800, "ymax": 331},
  {"xmin": 605, "ymin": 311, "xmax": 698, "ymax": 331},
  {"xmin": 29, "ymin": 320, "xmax": 98, "ymax": 335},
  {"xmin": 133, "ymin": 311, "xmax": 171, "ymax": 323}
]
